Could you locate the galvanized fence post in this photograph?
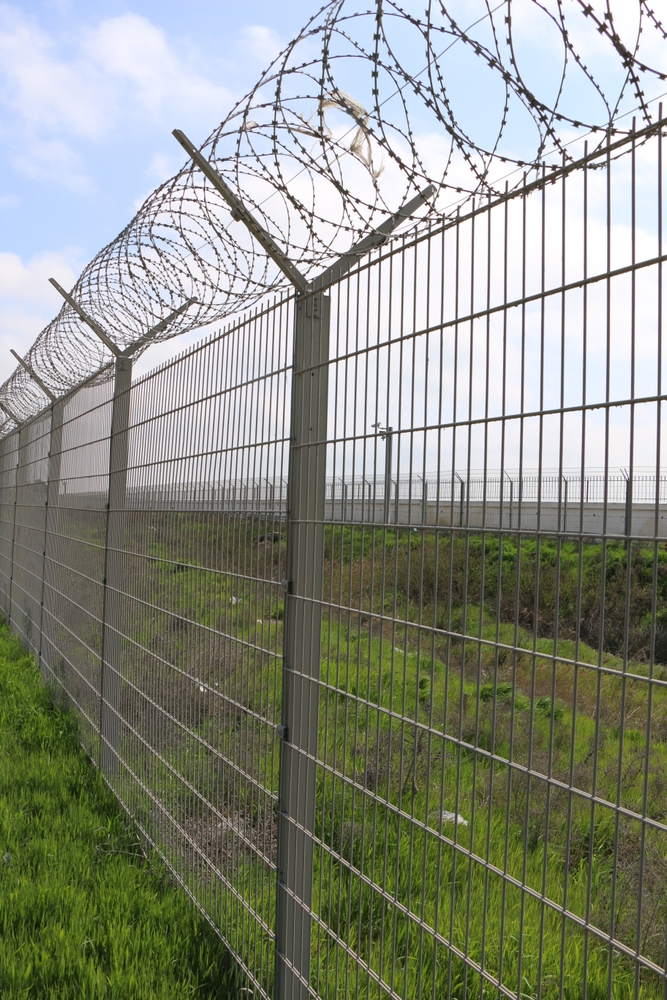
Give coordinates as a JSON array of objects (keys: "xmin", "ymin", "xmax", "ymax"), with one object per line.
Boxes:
[
  {"xmin": 275, "ymin": 290, "xmax": 330, "ymax": 1000},
  {"xmin": 0, "ymin": 437, "xmax": 15, "ymax": 617},
  {"xmin": 100, "ymin": 356, "xmax": 132, "ymax": 778},
  {"xmin": 8, "ymin": 430, "xmax": 21, "ymax": 624},
  {"xmin": 383, "ymin": 426, "xmax": 393, "ymax": 525},
  {"xmin": 38, "ymin": 400, "xmax": 63, "ymax": 677}
]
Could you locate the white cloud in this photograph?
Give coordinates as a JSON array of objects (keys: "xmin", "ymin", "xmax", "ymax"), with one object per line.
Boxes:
[
  {"xmin": 147, "ymin": 153, "xmax": 177, "ymax": 184},
  {"xmin": 238, "ymin": 25, "xmax": 283, "ymax": 67},
  {"xmin": 12, "ymin": 138, "xmax": 92, "ymax": 192},
  {"xmin": 0, "ymin": 6, "xmax": 110, "ymax": 139},
  {"xmin": 83, "ymin": 14, "xmax": 230, "ymax": 122},
  {"xmin": 0, "ymin": 6, "xmax": 232, "ymax": 188},
  {"xmin": 0, "ymin": 249, "xmax": 81, "ymax": 385}
]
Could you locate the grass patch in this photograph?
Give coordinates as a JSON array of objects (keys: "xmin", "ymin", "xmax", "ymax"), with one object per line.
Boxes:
[
  {"xmin": 41, "ymin": 512, "xmax": 667, "ymax": 997},
  {"xmin": 314, "ymin": 617, "xmax": 667, "ymax": 998},
  {"xmin": 0, "ymin": 623, "xmax": 236, "ymax": 1000}
]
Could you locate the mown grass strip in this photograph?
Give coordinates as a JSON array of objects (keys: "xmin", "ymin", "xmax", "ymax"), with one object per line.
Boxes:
[{"xmin": 0, "ymin": 623, "xmax": 235, "ymax": 999}]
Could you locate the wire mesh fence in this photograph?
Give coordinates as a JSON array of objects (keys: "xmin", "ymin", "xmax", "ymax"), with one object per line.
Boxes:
[{"xmin": 2, "ymin": 121, "xmax": 667, "ymax": 1000}]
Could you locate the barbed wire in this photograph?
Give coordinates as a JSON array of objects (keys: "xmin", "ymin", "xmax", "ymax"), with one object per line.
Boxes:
[{"xmin": 1, "ymin": 0, "xmax": 665, "ymax": 431}]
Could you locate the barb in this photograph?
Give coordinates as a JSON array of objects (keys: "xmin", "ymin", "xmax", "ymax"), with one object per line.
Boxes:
[{"xmin": 2, "ymin": 0, "xmax": 666, "ymax": 427}]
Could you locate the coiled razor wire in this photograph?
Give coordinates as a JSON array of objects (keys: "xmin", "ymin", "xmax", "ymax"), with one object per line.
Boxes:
[{"xmin": 2, "ymin": 0, "xmax": 667, "ymax": 430}]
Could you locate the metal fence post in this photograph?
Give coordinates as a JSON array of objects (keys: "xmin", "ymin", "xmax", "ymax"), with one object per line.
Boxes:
[
  {"xmin": 275, "ymin": 290, "xmax": 330, "ymax": 1000},
  {"xmin": 8, "ymin": 434, "xmax": 20, "ymax": 623},
  {"xmin": 0, "ymin": 437, "xmax": 15, "ymax": 617},
  {"xmin": 100, "ymin": 355, "xmax": 132, "ymax": 778},
  {"xmin": 624, "ymin": 472, "xmax": 632, "ymax": 549},
  {"xmin": 39, "ymin": 400, "xmax": 63, "ymax": 677},
  {"xmin": 383, "ymin": 426, "xmax": 393, "ymax": 525},
  {"xmin": 456, "ymin": 472, "xmax": 465, "ymax": 528}
]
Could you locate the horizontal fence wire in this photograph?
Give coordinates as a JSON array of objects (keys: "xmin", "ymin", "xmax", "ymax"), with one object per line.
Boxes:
[{"xmin": 0, "ymin": 123, "xmax": 666, "ymax": 1000}]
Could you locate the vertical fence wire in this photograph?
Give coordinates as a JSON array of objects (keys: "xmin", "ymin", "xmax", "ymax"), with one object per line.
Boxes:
[
  {"xmin": 1, "ymin": 126, "xmax": 667, "ymax": 999},
  {"xmin": 99, "ymin": 296, "xmax": 293, "ymax": 998},
  {"xmin": 306, "ymin": 125, "xmax": 667, "ymax": 1000}
]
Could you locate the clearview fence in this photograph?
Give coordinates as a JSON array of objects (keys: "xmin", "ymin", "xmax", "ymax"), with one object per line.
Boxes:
[
  {"xmin": 116, "ymin": 470, "xmax": 667, "ymax": 536},
  {"xmin": 3, "ymin": 124, "xmax": 667, "ymax": 1000}
]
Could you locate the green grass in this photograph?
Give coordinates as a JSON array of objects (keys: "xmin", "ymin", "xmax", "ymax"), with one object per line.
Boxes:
[
  {"xmin": 40, "ymin": 512, "xmax": 667, "ymax": 997},
  {"xmin": 312, "ymin": 618, "xmax": 667, "ymax": 998},
  {"xmin": 0, "ymin": 623, "xmax": 237, "ymax": 1000}
]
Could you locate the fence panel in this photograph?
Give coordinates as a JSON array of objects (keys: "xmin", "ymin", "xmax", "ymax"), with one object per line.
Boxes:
[
  {"xmin": 41, "ymin": 380, "xmax": 113, "ymax": 762},
  {"xmin": 305, "ymin": 132, "xmax": 667, "ymax": 999},
  {"xmin": 0, "ymin": 431, "xmax": 18, "ymax": 618},
  {"xmin": 10, "ymin": 413, "xmax": 50, "ymax": 656},
  {"xmin": 110, "ymin": 299, "xmax": 292, "ymax": 996},
  {"xmin": 2, "ymin": 124, "xmax": 667, "ymax": 1000}
]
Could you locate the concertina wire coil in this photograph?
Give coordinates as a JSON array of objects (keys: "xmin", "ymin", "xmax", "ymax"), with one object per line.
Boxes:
[{"xmin": 2, "ymin": 0, "xmax": 667, "ymax": 431}]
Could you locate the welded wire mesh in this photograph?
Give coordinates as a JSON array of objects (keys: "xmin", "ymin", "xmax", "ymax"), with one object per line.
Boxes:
[
  {"xmin": 304, "ymin": 123, "xmax": 667, "ymax": 999},
  {"xmin": 10, "ymin": 413, "xmax": 50, "ymax": 656},
  {"xmin": 0, "ymin": 432, "xmax": 18, "ymax": 619},
  {"xmin": 107, "ymin": 297, "xmax": 292, "ymax": 997},
  {"xmin": 2, "ymin": 88, "xmax": 667, "ymax": 1000},
  {"xmin": 40, "ymin": 381, "xmax": 114, "ymax": 763}
]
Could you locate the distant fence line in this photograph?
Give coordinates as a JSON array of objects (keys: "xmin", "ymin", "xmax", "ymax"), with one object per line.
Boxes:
[
  {"xmin": 52, "ymin": 472, "xmax": 667, "ymax": 539},
  {"xmin": 55, "ymin": 471, "xmax": 667, "ymax": 506}
]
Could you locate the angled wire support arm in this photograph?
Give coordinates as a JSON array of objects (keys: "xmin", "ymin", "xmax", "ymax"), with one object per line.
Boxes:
[
  {"xmin": 49, "ymin": 278, "xmax": 120, "ymax": 357},
  {"xmin": 173, "ymin": 129, "xmax": 309, "ymax": 296},
  {"xmin": 10, "ymin": 350, "xmax": 57, "ymax": 403},
  {"xmin": 0, "ymin": 401, "xmax": 21, "ymax": 426},
  {"xmin": 313, "ymin": 185, "xmax": 435, "ymax": 290},
  {"xmin": 120, "ymin": 297, "xmax": 199, "ymax": 358}
]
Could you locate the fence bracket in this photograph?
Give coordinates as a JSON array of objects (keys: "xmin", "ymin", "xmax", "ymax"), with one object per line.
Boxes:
[
  {"xmin": 49, "ymin": 278, "xmax": 120, "ymax": 357},
  {"xmin": 173, "ymin": 129, "xmax": 310, "ymax": 296},
  {"xmin": 10, "ymin": 350, "xmax": 57, "ymax": 403}
]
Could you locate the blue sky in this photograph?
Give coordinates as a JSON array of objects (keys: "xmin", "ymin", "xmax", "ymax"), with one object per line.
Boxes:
[
  {"xmin": 0, "ymin": 0, "xmax": 319, "ymax": 381},
  {"xmin": 1, "ymin": 0, "xmax": 666, "ymax": 389}
]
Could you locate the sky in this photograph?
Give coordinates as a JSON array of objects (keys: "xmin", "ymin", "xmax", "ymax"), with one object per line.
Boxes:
[
  {"xmin": 2, "ymin": 0, "xmax": 667, "ymax": 400},
  {"xmin": 0, "ymin": 0, "xmax": 320, "ymax": 382}
]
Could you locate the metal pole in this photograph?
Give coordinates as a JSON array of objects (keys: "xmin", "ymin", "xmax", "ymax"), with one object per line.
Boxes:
[
  {"xmin": 383, "ymin": 427, "xmax": 393, "ymax": 525},
  {"xmin": 49, "ymin": 278, "xmax": 120, "ymax": 357},
  {"xmin": 100, "ymin": 355, "xmax": 132, "ymax": 779},
  {"xmin": 275, "ymin": 290, "xmax": 330, "ymax": 1000},
  {"xmin": 7, "ymin": 437, "xmax": 19, "ymax": 623},
  {"xmin": 624, "ymin": 471, "xmax": 632, "ymax": 550},
  {"xmin": 9, "ymin": 356, "xmax": 56, "ymax": 652},
  {"xmin": 462, "ymin": 475, "xmax": 466, "ymax": 527},
  {"xmin": 0, "ymin": 401, "xmax": 21, "ymax": 426},
  {"xmin": 38, "ymin": 400, "xmax": 63, "ymax": 681},
  {"xmin": 456, "ymin": 472, "xmax": 465, "ymax": 528},
  {"xmin": 10, "ymin": 350, "xmax": 56, "ymax": 402},
  {"xmin": 174, "ymin": 131, "xmax": 431, "ymax": 997},
  {"xmin": 49, "ymin": 283, "xmax": 191, "ymax": 775}
]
